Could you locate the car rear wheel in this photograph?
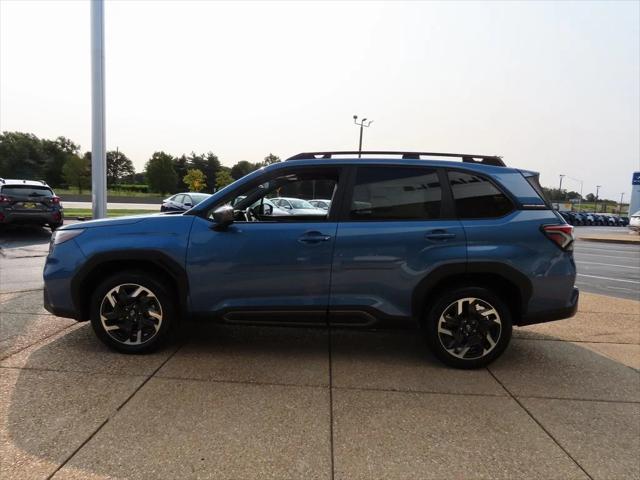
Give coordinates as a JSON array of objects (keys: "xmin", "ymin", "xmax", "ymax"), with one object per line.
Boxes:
[
  {"xmin": 90, "ymin": 272, "xmax": 175, "ymax": 353},
  {"xmin": 424, "ymin": 287, "xmax": 512, "ymax": 369}
]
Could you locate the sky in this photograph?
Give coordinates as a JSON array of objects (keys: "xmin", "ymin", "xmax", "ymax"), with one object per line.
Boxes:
[{"xmin": 1, "ymin": 0, "xmax": 638, "ymax": 200}]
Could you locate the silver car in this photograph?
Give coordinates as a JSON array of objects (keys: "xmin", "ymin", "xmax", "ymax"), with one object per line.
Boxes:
[{"xmin": 270, "ymin": 197, "xmax": 327, "ymax": 216}]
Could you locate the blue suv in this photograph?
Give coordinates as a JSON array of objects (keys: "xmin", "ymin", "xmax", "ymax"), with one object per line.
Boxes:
[{"xmin": 43, "ymin": 151, "xmax": 578, "ymax": 368}]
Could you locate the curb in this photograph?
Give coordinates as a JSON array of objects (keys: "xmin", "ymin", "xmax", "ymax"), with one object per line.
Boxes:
[{"xmin": 578, "ymin": 236, "xmax": 640, "ymax": 245}]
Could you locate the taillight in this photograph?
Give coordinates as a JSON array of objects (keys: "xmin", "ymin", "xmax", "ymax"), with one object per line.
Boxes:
[
  {"xmin": 0, "ymin": 194, "xmax": 10, "ymax": 204},
  {"xmin": 50, "ymin": 196, "xmax": 60, "ymax": 204},
  {"xmin": 542, "ymin": 224, "xmax": 574, "ymax": 251}
]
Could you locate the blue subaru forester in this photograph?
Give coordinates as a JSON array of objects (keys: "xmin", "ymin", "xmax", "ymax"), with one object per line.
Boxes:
[{"xmin": 44, "ymin": 151, "xmax": 578, "ymax": 368}]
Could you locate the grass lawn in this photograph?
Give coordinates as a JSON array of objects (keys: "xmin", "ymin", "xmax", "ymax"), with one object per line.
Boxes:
[{"xmin": 64, "ymin": 208, "xmax": 152, "ymax": 218}]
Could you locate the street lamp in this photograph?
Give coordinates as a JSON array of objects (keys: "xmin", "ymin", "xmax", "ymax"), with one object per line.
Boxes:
[
  {"xmin": 594, "ymin": 185, "xmax": 601, "ymax": 213},
  {"xmin": 353, "ymin": 115, "xmax": 373, "ymax": 158},
  {"xmin": 619, "ymin": 192, "xmax": 625, "ymax": 215},
  {"xmin": 558, "ymin": 174, "xmax": 565, "ymax": 203}
]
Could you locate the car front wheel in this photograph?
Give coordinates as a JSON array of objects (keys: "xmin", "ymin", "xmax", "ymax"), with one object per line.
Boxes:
[
  {"xmin": 424, "ymin": 287, "xmax": 512, "ymax": 369},
  {"xmin": 90, "ymin": 272, "xmax": 175, "ymax": 353}
]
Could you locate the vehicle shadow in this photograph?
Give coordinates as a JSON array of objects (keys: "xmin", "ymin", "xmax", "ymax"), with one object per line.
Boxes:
[
  {"xmin": 0, "ymin": 224, "xmax": 52, "ymax": 252},
  {"xmin": 4, "ymin": 321, "xmax": 639, "ymax": 478}
]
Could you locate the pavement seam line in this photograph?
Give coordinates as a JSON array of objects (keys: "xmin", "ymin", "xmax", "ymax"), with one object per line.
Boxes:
[
  {"xmin": 486, "ymin": 367, "xmax": 595, "ymax": 480},
  {"xmin": 512, "ymin": 336, "xmax": 640, "ymax": 345},
  {"xmin": 0, "ymin": 323, "xmax": 78, "ymax": 361},
  {"xmin": 45, "ymin": 341, "xmax": 184, "ymax": 479},
  {"xmin": 328, "ymin": 326, "xmax": 336, "ymax": 480}
]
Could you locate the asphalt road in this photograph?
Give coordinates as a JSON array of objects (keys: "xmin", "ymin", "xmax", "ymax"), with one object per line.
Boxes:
[
  {"xmin": 574, "ymin": 241, "xmax": 640, "ymax": 300},
  {"xmin": 1, "ymin": 224, "xmax": 638, "ymax": 300}
]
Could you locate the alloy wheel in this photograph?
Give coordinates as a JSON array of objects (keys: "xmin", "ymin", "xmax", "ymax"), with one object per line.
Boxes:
[
  {"xmin": 99, "ymin": 283, "xmax": 163, "ymax": 345},
  {"xmin": 436, "ymin": 297, "xmax": 502, "ymax": 360}
]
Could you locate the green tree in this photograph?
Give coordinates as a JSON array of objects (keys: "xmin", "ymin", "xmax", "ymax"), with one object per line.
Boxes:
[
  {"xmin": 183, "ymin": 168, "xmax": 207, "ymax": 192},
  {"xmin": 62, "ymin": 155, "xmax": 91, "ymax": 194},
  {"xmin": 263, "ymin": 153, "xmax": 281, "ymax": 165},
  {"xmin": 585, "ymin": 193, "xmax": 596, "ymax": 202},
  {"xmin": 106, "ymin": 150, "xmax": 135, "ymax": 187},
  {"xmin": 188, "ymin": 151, "xmax": 221, "ymax": 192},
  {"xmin": 172, "ymin": 154, "xmax": 189, "ymax": 191},
  {"xmin": 215, "ymin": 168, "xmax": 234, "ymax": 190},
  {"xmin": 230, "ymin": 160, "xmax": 261, "ymax": 180},
  {"xmin": 146, "ymin": 151, "xmax": 178, "ymax": 195}
]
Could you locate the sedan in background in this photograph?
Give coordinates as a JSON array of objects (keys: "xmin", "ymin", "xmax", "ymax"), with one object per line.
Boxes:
[
  {"xmin": 161, "ymin": 193, "xmax": 210, "ymax": 212},
  {"xmin": 270, "ymin": 197, "xmax": 327, "ymax": 216},
  {"xmin": 309, "ymin": 199, "xmax": 331, "ymax": 211}
]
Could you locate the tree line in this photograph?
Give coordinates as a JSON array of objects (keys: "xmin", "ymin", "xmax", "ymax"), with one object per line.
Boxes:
[{"xmin": 0, "ymin": 131, "xmax": 280, "ymax": 195}]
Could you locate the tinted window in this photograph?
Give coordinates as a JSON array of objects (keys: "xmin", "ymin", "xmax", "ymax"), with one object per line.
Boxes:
[
  {"xmin": 1, "ymin": 185, "xmax": 53, "ymax": 197},
  {"xmin": 448, "ymin": 171, "xmax": 513, "ymax": 218},
  {"xmin": 349, "ymin": 167, "xmax": 442, "ymax": 220}
]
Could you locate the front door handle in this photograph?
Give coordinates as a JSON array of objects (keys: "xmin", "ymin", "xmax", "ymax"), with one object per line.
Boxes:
[
  {"xmin": 425, "ymin": 230, "xmax": 456, "ymax": 241},
  {"xmin": 298, "ymin": 231, "xmax": 332, "ymax": 244}
]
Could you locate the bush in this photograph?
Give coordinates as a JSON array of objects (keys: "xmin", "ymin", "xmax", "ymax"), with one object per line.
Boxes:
[{"xmin": 112, "ymin": 184, "xmax": 149, "ymax": 193}]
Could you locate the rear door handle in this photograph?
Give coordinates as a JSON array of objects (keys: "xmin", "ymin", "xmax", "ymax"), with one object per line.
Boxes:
[
  {"xmin": 298, "ymin": 231, "xmax": 332, "ymax": 244},
  {"xmin": 425, "ymin": 230, "xmax": 456, "ymax": 241}
]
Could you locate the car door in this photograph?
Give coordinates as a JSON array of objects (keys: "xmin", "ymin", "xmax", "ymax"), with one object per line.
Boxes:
[
  {"xmin": 181, "ymin": 195, "xmax": 193, "ymax": 211},
  {"xmin": 329, "ymin": 165, "xmax": 467, "ymax": 326},
  {"xmin": 186, "ymin": 165, "xmax": 344, "ymax": 325},
  {"xmin": 169, "ymin": 194, "xmax": 184, "ymax": 212}
]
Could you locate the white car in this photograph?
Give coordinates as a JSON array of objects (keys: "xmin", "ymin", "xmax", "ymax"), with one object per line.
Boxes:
[
  {"xmin": 232, "ymin": 196, "xmax": 290, "ymax": 216},
  {"xmin": 270, "ymin": 197, "xmax": 327, "ymax": 216},
  {"xmin": 309, "ymin": 199, "xmax": 331, "ymax": 211},
  {"xmin": 629, "ymin": 210, "xmax": 640, "ymax": 232}
]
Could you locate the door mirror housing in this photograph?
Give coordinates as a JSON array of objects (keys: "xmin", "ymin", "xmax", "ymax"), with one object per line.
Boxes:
[
  {"xmin": 183, "ymin": 202, "xmax": 193, "ymax": 208},
  {"xmin": 212, "ymin": 205, "xmax": 234, "ymax": 229}
]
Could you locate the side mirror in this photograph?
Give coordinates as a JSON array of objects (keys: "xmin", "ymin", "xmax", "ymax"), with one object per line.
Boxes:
[
  {"xmin": 253, "ymin": 203, "xmax": 273, "ymax": 216},
  {"xmin": 212, "ymin": 205, "xmax": 234, "ymax": 229}
]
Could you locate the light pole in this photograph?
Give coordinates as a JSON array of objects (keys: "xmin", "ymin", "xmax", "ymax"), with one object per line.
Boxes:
[
  {"xmin": 564, "ymin": 175, "xmax": 583, "ymax": 212},
  {"xmin": 594, "ymin": 185, "xmax": 601, "ymax": 213},
  {"xmin": 558, "ymin": 174, "xmax": 565, "ymax": 203},
  {"xmin": 353, "ymin": 115, "xmax": 373, "ymax": 158},
  {"xmin": 91, "ymin": 0, "xmax": 107, "ymax": 219},
  {"xmin": 619, "ymin": 192, "xmax": 625, "ymax": 215}
]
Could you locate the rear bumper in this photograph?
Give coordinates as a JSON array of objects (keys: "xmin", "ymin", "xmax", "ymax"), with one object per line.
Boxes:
[
  {"xmin": 0, "ymin": 210, "xmax": 63, "ymax": 225},
  {"xmin": 518, "ymin": 287, "xmax": 579, "ymax": 326}
]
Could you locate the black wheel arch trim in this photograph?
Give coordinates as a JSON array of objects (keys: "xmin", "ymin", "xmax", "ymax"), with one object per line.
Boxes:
[
  {"xmin": 411, "ymin": 261, "xmax": 533, "ymax": 321},
  {"xmin": 70, "ymin": 249, "xmax": 189, "ymax": 321}
]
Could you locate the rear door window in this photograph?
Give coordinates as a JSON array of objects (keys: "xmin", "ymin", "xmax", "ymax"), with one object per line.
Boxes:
[
  {"xmin": 349, "ymin": 167, "xmax": 442, "ymax": 220},
  {"xmin": 447, "ymin": 171, "xmax": 513, "ymax": 218}
]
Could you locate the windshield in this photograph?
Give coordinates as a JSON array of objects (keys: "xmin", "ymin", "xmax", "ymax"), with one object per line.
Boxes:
[
  {"xmin": 289, "ymin": 199, "xmax": 315, "ymax": 209},
  {"xmin": 1, "ymin": 185, "xmax": 53, "ymax": 197}
]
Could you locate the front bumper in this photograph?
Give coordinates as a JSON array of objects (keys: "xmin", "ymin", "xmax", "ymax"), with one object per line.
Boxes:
[
  {"xmin": 43, "ymin": 286, "xmax": 78, "ymax": 319},
  {"xmin": 518, "ymin": 287, "xmax": 579, "ymax": 326}
]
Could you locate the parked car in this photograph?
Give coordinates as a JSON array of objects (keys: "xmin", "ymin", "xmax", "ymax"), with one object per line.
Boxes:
[
  {"xmin": 0, "ymin": 178, "xmax": 63, "ymax": 231},
  {"xmin": 309, "ymin": 199, "xmax": 332, "ymax": 211},
  {"xmin": 583, "ymin": 213, "xmax": 595, "ymax": 226},
  {"xmin": 44, "ymin": 150, "xmax": 578, "ymax": 369},
  {"xmin": 232, "ymin": 196, "xmax": 290, "ymax": 216},
  {"xmin": 558, "ymin": 211, "xmax": 573, "ymax": 225},
  {"xmin": 161, "ymin": 192, "xmax": 210, "ymax": 212},
  {"xmin": 629, "ymin": 211, "xmax": 640, "ymax": 232},
  {"xmin": 270, "ymin": 197, "xmax": 327, "ymax": 216},
  {"xmin": 619, "ymin": 216, "xmax": 629, "ymax": 227},
  {"xmin": 570, "ymin": 212, "xmax": 586, "ymax": 226}
]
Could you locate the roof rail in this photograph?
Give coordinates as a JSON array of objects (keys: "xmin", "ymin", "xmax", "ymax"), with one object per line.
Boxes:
[
  {"xmin": 286, "ymin": 151, "xmax": 505, "ymax": 167},
  {"xmin": 0, "ymin": 178, "xmax": 4, "ymax": 183},
  {"xmin": 39, "ymin": 180, "xmax": 48, "ymax": 185}
]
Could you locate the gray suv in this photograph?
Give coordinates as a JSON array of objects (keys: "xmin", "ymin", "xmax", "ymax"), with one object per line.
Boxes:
[{"xmin": 0, "ymin": 179, "xmax": 64, "ymax": 231}]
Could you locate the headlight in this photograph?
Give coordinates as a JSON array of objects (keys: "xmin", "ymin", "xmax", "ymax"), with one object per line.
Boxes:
[{"xmin": 50, "ymin": 229, "xmax": 85, "ymax": 252}]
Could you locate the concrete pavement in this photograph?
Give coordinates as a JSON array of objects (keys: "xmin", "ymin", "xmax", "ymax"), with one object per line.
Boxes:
[{"xmin": 0, "ymin": 289, "xmax": 638, "ymax": 479}]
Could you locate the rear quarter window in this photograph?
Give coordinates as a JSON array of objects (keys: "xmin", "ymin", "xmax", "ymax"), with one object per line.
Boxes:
[{"xmin": 447, "ymin": 171, "xmax": 513, "ymax": 219}]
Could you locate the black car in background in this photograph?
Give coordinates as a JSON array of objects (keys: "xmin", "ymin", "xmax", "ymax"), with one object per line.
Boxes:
[{"xmin": 161, "ymin": 192, "xmax": 210, "ymax": 212}]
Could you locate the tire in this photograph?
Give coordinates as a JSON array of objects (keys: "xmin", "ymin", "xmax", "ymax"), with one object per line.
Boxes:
[
  {"xmin": 49, "ymin": 222, "xmax": 63, "ymax": 232},
  {"xmin": 90, "ymin": 271, "xmax": 176, "ymax": 353},
  {"xmin": 424, "ymin": 286, "xmax": 512, "ymax": 369}
]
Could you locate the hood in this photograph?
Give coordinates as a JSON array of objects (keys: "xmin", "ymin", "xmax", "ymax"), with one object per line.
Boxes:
[{"xmin": 61, "ymin": 212, "xmax": 178, "ymax": 230}]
